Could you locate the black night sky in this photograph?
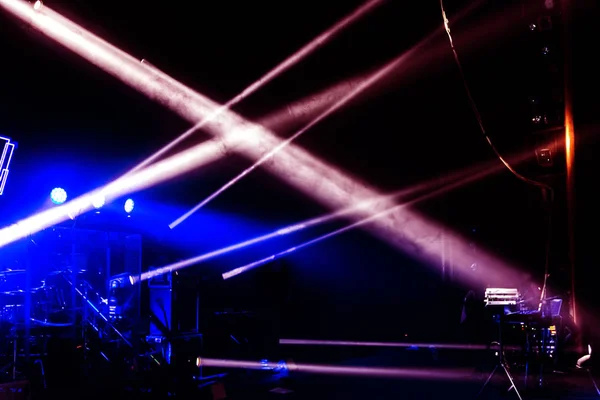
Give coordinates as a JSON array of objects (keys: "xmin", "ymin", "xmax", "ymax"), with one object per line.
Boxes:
[{"xmin": 0, "ymin": 0, "xmax": 598, "ymax": 341}]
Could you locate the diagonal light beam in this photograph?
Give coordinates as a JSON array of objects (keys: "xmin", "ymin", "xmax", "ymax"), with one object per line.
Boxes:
[
  {"xmin": 144, "ymin": 156, "xmax": 500, "ymax": 281},
  {"xmin": 145, "ymin": 147, "xmax": 535, "ymax": 284},
  {"xmin": 0, "ymin": 0, "xmax": 527, "ymax": 287},
  {"xmin": 169, "ymin": 38, "xmax": 430, "ymax": 228},
  {"xmin": 123, "ymin": 0, "xmax": 385, "ymax": 177}
]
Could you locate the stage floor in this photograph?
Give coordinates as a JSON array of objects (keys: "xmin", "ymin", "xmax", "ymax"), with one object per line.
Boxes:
[
  {"xmin": 21, "ymin": 345, "xmax": 600, "ymax": 399},
  {"xmin": 221, "ymin": 347, "xmax": 600, "ymax": 400}
]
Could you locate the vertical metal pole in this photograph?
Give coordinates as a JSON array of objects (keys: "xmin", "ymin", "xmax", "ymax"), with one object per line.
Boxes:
[
  {"xmin": 106, "ymin": 233, "xmax": 111, "ymax": 296},
  {"xmin": 196, "ymin": 292, "xmax": 200, "ymax": 333},
  {"xmin": 441, "ymin": 230, "xmax": 447, "ymax": 280},
  {"xmin": 560, "ymin": 0, "xmax": 577, "ymax": 327},
  {"xmin": 25, "ymin": 238, "xmax": 32, "ymax": 363}
]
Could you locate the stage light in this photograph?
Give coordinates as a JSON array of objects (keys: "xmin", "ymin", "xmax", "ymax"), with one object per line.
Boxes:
[
  {"xmin": 0, "ymin": 0, "xmax": 528, "ymax": 291},
  {"xmin": 50, "ymin": 187, "xmax": 67, "ymax": 205},
  {"xmin": 108, "ymin": 273, "xmax": 135, "ymax": 320},
  {"xmin": 124, "ymin": 198, "xmax": 134, "ymax": 213},
  {"xmin": 196, "ymin": 357, "xmax": 476, "ymax": 381},
  {"xmin": 32, "ymin": 0, "xmax": 40, "ymax": 9},
  {"xmin": 91, "ymin": 194, "xmax": 105, "ymax": 209}
]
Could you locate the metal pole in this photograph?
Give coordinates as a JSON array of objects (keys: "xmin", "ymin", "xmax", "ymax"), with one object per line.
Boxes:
[
  {"xmin": 560, "ymin": 0, "xmax": 577, "ymax": 328},
  {"xmin": 25, "ymin": 237, "xmax": 32, "ymax": 363}
]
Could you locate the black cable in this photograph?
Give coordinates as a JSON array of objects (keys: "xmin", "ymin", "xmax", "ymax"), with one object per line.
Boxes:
[{"xmin": 439, "ymin": 0, "xmax": 553, "ymax": 299}]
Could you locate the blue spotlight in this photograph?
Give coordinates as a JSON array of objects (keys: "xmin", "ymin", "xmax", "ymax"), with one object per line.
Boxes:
[
  {"xmin": 92, "ymin": 194, "xmax": 106, "ymax": 209},
  {"xmin": 124, "ymin": 198, "xmax": 134, "ymax": 214},
  {"xmin": 50, "ymin": 187, "xmax": 67, "ymax": 205}
]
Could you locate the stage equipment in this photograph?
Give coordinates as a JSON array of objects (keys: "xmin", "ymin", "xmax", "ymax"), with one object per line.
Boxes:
[
  {"xmin": 0, "ymin": 136, "xmax": 15, "ymax": 196},
  {"xmin": 148, "ymin": 271, "xmax": 200, "ymax": 337},
  {"xmin": 49, "ymin": 188, "xmax": 67, "ymax": 205},
  {"xmin": 124, "ymin": 198, "xmax": 134, "ymax": 214},
  {"xmin": 145, "ymin": 332, "xmax": 203, "ymax": 366},
  {"xmin": 484, "ymin": 288, "xmax": 520, "ymax": 307},
  {"xmin": 107, "ymin": 273, "xmax": 134, "ymax": 320},
  {"xmin": 21, "ymin": 227, "xmax": 140, "ymax": 338},
  {"xmin": 0, "ymin": 0, "xmax": 531, "ymax": 308},
  {"xmin": 145, "ymin": 271, "xmax": 203, "ymax": 395},
  {"xmin": 91, "ymin": 194, "xmax": 105, "ymax": 209},
  {"xmin": 0, "ymin": 227, "xmax": 141, "ymax": 388},
  {"xmin": 501, "ymin": 296, "xmax": 565, "ymax": 389},
  {"xmin": 478, "ymin": 288, "xmax": 523, "ymax": 400},
  {"xmin": 59, "ymin": 271, "xmax": 131, "ymax": 347}
]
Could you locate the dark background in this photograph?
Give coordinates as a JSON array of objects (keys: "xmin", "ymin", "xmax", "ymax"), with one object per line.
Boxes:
[{"xmin": 0, "ymin": 0, "xmax": 598, "ymax": 343}]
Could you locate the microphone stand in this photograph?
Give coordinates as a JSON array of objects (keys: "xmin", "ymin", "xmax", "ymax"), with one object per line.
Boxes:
[{"xmin": 476, "ymin": 308, "xmax": 523, "ymax": 400}]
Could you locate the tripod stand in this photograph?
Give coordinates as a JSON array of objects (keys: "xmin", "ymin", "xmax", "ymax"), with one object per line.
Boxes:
[{"xmin": 477, "ymin": 313, "xmax": 523, "ymax": 400}]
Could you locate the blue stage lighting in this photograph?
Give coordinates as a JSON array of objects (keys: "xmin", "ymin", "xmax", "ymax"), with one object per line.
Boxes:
[
  {"xmin": 92, "ymin": 194, "xmax": 106, "ymax": 209},
  {"xmin": 50, "ymin": 187, "xmax": 67, "ymax": 205},
  {"xmin": 124, "ymin": 198, "xmax": 134, "ymax": 213}
]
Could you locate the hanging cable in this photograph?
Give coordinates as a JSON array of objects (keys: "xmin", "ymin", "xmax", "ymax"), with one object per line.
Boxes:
[{"xmin": 439, "ymin": 0, "xmax": 553, "ymax": 297}]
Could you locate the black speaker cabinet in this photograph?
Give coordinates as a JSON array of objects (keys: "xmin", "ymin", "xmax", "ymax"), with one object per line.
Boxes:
[{"xmin": 148, "ymin": 272, "xmax": 200, "ymax": 336}]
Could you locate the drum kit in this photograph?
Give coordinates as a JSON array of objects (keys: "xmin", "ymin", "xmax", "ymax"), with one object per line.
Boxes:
[{"xmin": 0, "ymin": 268, "xmax": 108, "ymax": 335}]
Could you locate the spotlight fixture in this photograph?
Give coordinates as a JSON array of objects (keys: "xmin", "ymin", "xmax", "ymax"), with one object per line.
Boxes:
[
  {"xmin": 108, "ymin": 273, "xmax": 135, "ymax": 320},
  {"xmin": 33, "ymin": 0, "xmax": 42, "ymax": 10},
  {"xmin": 50, "ymin": 187, "xmax": 67, "ymax": 205},
  {"xmin": 124, "ymin": 198, "xmax": 134, "ymax": 214},
  {"xmin": 91, "ymin": 194, "xmax": 106, "ymax": 209}
]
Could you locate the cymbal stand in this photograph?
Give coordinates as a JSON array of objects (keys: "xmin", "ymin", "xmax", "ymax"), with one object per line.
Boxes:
[
  {"xmin": 0, "ymin": 330, "xmax": 21, "ymax": 381},
  {"xmin": 477, "ymin": 314, "xmax": 523, "ymax": 400}
]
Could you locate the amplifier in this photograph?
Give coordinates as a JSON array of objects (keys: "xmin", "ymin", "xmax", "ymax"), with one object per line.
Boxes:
[{"xmin": 148, "ymin": 272, "xmax": 200, "ymax": 336}]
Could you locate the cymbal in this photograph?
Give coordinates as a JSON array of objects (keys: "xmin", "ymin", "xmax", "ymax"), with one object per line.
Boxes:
[
  {"xmin": 46, "ymin": 269, "xmax": 86, "ymax": 276},
  {"xmin": 0, "ymin": 270, "xmax": 25, "ymax": 276},
  {"xmin": 1, "ymin": 286, "xmax": 50, "ymax": 294},
  {"xmin": 0, "ymin": 290, "xmax": 25, "ymax": 295}
]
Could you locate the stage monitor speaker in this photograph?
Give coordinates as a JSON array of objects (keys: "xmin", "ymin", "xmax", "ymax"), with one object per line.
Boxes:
[{"xmin": 149, "ymin": 272, "xmax": 200, "ymax": 336}]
